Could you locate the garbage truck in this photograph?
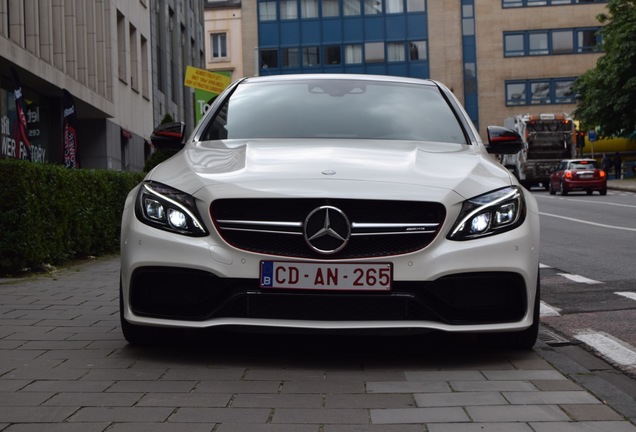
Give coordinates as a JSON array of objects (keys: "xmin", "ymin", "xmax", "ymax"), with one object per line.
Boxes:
[{"xmin": 501, "ymin": 113, "xmax": 577, "ymax": 189}]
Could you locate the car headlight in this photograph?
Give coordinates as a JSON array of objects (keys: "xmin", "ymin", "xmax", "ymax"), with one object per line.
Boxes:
[
  {"xmin": 448, "ymin": 186, "xmax": 526, "ymax": 241},
  {"xmin": 135, "ymin": 181, "xmax": 208, "ymax": 237}
]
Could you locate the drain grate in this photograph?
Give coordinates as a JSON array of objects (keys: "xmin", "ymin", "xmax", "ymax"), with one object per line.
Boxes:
[{"xmin": 539, "ymin": 329, "xmax": 571, "ymax": 346}]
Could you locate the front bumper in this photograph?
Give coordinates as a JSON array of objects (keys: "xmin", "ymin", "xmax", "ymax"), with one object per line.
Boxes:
[{"xmin": 121, "ymin": 207, "xmax": 539, "ymax": 333}]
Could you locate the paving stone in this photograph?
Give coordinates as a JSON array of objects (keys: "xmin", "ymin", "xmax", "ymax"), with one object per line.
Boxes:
[
  {"xmin": 281, "ymin": 380, "xmax": 365, "ymax": 393},
  {"xmin": 231, "ymin": 393, "xmax": 323, "ymax": 408},
  {"xmin": 168, "ymin": 407, "xmax": 271, "ymax": 423},
  {"xmin": 370, "ymin": 407, "xmax": 469, "ymax": 424},
  {"xmin": 2, "ymin": 423, "xmax": 110, "ymax": 432},
  {"xmin": 43, "ymin": 392, "xmax": 144, "ymax": 407},
  {"xmin": 466, "ymin": 405, "xmax": 570, "ymax": 422},
  {"xmin": 560, "ymin": 404, "xmax": 625, "ymax": 421},
  {"xmin": 482, "ymin": 370, "xmax": 567, "ymax": 381},
  {"xmin": 366, "ymin": 381, "xmax": 450, "ymax": 393},
  {"xmin": 405, "ymin": 371, "xmax": 485, "ymax": 381},
  {"xmin": 529, "ymin": 421, "xmax": 636, "ymax": 432},
  {"xmin": 272, "ymin": 408, "xmax": 370, "ymax": 424},
  {"xmin": 427, "ymin": 424, "xmax": 534, "ymax": 432},
  {"xmin": 325, "ymin": 393, "xmax": 416, "ymax": 409},
  {"xmin": 69, "ymin": 406, "xmax": 174, "ymax": 422},
  {"xmin": 450, "ymin": 380, "xmax": 536, "ymax": 392},
  {"xmin": 503, "ymin": 390, "xmax": 601, "ymax": 405},
  {"xmin": 415, "ymin": 391, "xmax": 507, "ymax": 407}
]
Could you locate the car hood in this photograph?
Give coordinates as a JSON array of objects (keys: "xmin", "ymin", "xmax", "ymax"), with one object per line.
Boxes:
[{"xmin": 147, "ymin": 139, "xmax": 514, "ymax": 200}]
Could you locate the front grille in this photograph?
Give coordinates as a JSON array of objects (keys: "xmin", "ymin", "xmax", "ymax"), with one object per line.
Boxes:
[
  {"xmin": 210, "ymin": 198, "xmax": 446, "ymax": 259},
  {"xmin": 130, "ymin": 268, "xmax": 527, "ymax": 325}
]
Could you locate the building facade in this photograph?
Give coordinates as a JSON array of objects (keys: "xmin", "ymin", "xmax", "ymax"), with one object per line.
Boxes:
[
  {"xmin": 150, "ymin": 0, "xmax": 206, "ymax": 136},
  {"xmin": 1, "ymin": 0, "xmax": 153, "ymax": 171},
  {"xmin": 232, "ymin": 0, "xmax": 607, "ymax": 135},
  {"xmin": 1, "ymin": 0, "xmax": 205, "ymax": 171}
]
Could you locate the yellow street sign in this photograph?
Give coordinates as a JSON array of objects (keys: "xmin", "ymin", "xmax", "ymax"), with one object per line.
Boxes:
[{"xmin": 184, "ymin": 66, "xmax": 231, "ymax": 94}]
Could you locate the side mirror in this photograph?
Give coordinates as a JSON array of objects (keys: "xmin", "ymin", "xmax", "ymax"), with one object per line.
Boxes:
[
  {"xmin": 150, "ymin": 121, "xmax": 186, "ymax": 150},
  {"xmin": 485, "ymin": 126, "xmax": 524, "ymax": 155}
]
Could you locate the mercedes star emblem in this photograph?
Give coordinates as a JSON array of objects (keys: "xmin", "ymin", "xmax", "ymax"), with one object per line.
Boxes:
[{"xmin": 304, "ymin": 206, "xmax": 351, "ymax": 254}]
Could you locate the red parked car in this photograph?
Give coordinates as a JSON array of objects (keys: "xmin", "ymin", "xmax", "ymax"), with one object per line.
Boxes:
[{"xmin": 549, "ymin": 159, "xmax": 607, "ymax": 196}]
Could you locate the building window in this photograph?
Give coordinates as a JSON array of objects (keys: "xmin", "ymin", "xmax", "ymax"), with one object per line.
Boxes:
[
  {"xmin": 505, "ymin": 78, "xmax": 576, "ymax": 106},
  {"xmin": 259, "ymin": 2, "xmax": 277, "ymax": 21},
  {"xmin": 365, "ymin": 42, "xmax": 384, "ymax": 62},
  {"xmin": 117, "ymin": 11, "xmax": 126, "ymax": 82},
  {"xmin": 552, "ymin": 30, "xmax": 574, "ymax": 54},
  {"xmin": 528, "ymin": 32, "xmax": 549, "ymax": 55},
  {"xmin": 211, "ymin": 33, "xmax": 227, "ymax": 59},
  {"xmin": 387, "ymin": 42, "xmax": 405, "ymax": 62},
  {"xmin": 407, "ymin": 0, "xmax": 426, "ymax": 12},
  {"xmin": 504, "ymin": 33, "xmax": 525, "ymax": 56},
  {"xmin": 281, "ymin": 0, "xmax": 298, "ymax": 19},
  {"xmin": 302, "ymin": 46, "xmax": 320, "ymax": 66},
  {"xmin": 344, "ymin": 0, "xmax": 361, "ymax": 16},
  {"xmin": 324, "ymin": 45, "xmax": 342, "ymax": 64},
  {"xmin": 530, "ymin": 81, "xmax": 551, "ymax": 104},
  {"xmin": 577, "ymin": 28, "xmax": 600, "ymax": 52},
  {"xmin": 506, "ymin": 82, "xmax": 527, "ymax": 106},
  {"xmin": 345, "ymin": 44, "xmax": 363, "ymax": 63},
  {"xmin": 301, "ymin": 0, "xmax": 319, "ymax": 18},
  {"xmin": 260, "ymin": 49, "xmax": 278, "ymax": 68},
  {"xmin": 504, "ymin": 28, "xmax": 601, "ymax": 56},
  {"xmin": 322, "ymin": 0, "xmax": 340, "ymax": 16},
  {"xmin": 503, "ymin": 0, "xmax": 607, "ymax": 6},
  {"xmin": 282, "ymin": 47, "xmax": 299, "ymax": 67},
  {"xmin": 386, "ymin": 0, "xmax": 404, "ymax": 14},
  {"xmin": 364, "ymin": 0, "xmax": 382, "ymax": 15},
  {"xmin": 409, "ymin": 41, "xmax": 427, "ymax": 60},
  {"xmin": 461, "ymin": 4, "xmax": 475, "ymax": 36}
]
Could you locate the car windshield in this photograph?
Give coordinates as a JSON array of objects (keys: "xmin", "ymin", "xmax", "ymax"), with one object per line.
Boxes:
[
  {"xmin": 201, "ymin": 79, "xmax": 468, "ymax": 144},
  {"xmin": 569, "ymin": 161, "xmax": 598, "ymax": 170}
]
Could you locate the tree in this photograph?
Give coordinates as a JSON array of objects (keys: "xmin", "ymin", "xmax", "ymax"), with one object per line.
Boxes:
[{"xmin": 573, "ymin": 0, "xmax": 636, "ymax": 138}]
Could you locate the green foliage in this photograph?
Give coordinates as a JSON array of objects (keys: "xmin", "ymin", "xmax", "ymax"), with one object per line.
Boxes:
[
  {"xmin": 160, "ymin": 113, "xmax": 175, "ymax": 125},
  {"xmin": 574, "ymin": 0, "xmax": 636, "ymax": 137},
  {"xmin": 143, "ymin": 148, "xmax": 179, "ymax": 172},
  {"xmin": 0, "ymin": 160, "xmax": 145, "ymax": 275}
]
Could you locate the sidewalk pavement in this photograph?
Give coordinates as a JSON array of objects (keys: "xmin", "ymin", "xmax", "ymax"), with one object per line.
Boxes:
[
  {"xmin": 608, "ymin": 178, "xmax": 636, "ymax": 192},
  {"xmin": 1, "ymin": 256, "xmax": 636, "ymax": 431}
]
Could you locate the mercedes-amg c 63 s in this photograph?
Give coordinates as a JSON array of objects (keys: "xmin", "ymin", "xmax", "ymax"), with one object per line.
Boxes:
[{"xmin": 120, "ymin": 74, "xmax": 540, "ymax": 348}]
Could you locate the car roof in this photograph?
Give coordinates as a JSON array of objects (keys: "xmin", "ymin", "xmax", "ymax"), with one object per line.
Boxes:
[
  {"xmin": 239, "ymin": 73, "xmax": 440, "ymax": 87},
  {"xmin": 561, "ymin": 159, "xmax": 597, "ymax": 163}
]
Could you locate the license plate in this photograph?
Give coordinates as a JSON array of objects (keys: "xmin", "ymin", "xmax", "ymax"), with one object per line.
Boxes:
[{"xmin": 260, "ymin": 261, "xmax": 392, "ymax": 291}]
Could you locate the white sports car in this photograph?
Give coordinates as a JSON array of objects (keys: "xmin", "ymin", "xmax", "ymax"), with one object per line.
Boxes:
[{"xmin": 120, "ymin": 74, "xmax": 540, "ymax": 348}]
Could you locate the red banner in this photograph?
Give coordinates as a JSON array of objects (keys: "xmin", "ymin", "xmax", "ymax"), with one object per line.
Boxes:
[
  {"xmin": 10, "ymin": 67, "xmax": 31, "ymax": 161},
  {"xmin": 62, "ymin": 89, "xmax": 79, "ymax": 168}
]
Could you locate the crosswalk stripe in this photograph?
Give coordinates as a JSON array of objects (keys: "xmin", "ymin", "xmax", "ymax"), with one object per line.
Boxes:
[
  {"xmin": 540, "ymin": 301, "xmax": 561, "ymax": 317},
  {"xmin": 616, "ymin": 292, "xmax": 636, "ymax": 302},
  {"xmin": 574, "ymin": 332, "xmax": 636, "ymax": 367},
  {"xmin": 558, "ymin": 273, "xmax": 603, "ymax": 284}
]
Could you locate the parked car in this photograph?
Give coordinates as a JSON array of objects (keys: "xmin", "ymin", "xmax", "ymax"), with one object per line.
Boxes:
[
  {"xmin": 549, "ymin": 159, "xmax": 608, "ymax": 196},
  {"xmin": 120, "ymin": 74, "xmax": 540, "ymax": 348}
]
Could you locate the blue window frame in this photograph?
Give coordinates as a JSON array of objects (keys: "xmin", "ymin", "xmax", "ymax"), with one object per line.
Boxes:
[
  {"xmin": 502, "ymin": 0, "xmax": 607, "ymax": 7},
  {"xmin": 505, "ymin": 78, "xmax": 576, "ymax": 106},
  {"xmin": 504, "ymin": 28, "xmax": 602, "ymax": 57}
]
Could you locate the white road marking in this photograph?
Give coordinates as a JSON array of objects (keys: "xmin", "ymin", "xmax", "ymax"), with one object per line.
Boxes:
[
  {"xmin": 539, "ymin": 263, "xmax": 551, "ymax": 269},
  {"xmin": 616, "ymin": 292, "xmax": 636, "ymax": 302},
  {"xmin": 575, "ymin": 332, "xmax": 636, "ymax": 367},
  {"xmin": 540, "ymin": 301, "xmax": 561, "ymax": 317},
  {"xmin": 558, "ymin": 273, "xmax": 603, "ymax": 284},
  {"xmin": 540, "ymin": 212, "xmax": 636, "ymax": 232}
]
